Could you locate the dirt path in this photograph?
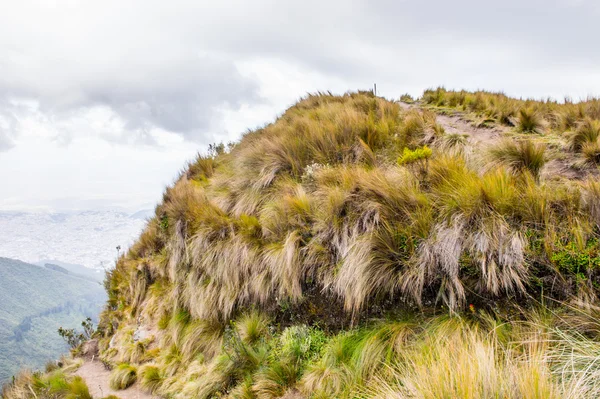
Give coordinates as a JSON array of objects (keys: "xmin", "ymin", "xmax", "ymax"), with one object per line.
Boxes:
[
  {"xmin": 434, "ymin": 113, "xmax": 506, "ymax": 146},
  {"xmin": 398, "ymin": 101, "xmax": 597, "ymax": 180},
  {"xmin": 399, "ymin": 101, "xmax": 507, "ymax": 146},
  {"xmin": 76, "ymin": 360, "xmax": 157, "ymax": 399}
]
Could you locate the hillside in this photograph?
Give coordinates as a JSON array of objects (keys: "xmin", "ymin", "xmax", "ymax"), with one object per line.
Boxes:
[
  {"xmin": 0, "ymin": 257, "xmax": 106, "ymax": 382},
  {"xmin": 4, "ymin": 89, "xmax": 600, "ymax": 399}
]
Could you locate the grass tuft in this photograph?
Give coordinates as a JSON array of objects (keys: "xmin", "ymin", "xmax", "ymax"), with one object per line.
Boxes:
[
  {"xmin": 109, "ymin": 363, "xmax": 138, "ymax": 390},
  {"xmin": 489, "ymin": 139, "xmax": 547, "ymax": 179},
  {"xmin": 517, "ymin": 107, "xmax": 545, "ymax": 133}
]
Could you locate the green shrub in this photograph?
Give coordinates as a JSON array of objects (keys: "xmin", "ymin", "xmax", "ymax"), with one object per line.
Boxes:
[
  {"xmin": 399, "ymin": 93, "xmax": 414, "ymax": 103},
  {"xmin": 551, "ymin": 239, "xmax": 600, "ymax": 274},
  {"xmin": 397, "ymin": 146, "xmax": 433, "ymax": 165}
]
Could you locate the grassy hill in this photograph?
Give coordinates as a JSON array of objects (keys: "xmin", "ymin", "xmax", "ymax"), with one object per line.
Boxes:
[
  {"xmin": 4, "ymin": 89, "xmax": 600, "ymax": 398},
  {"xmin": 0, "ymin": 257, "xmax": 106, "ymax": 382}
]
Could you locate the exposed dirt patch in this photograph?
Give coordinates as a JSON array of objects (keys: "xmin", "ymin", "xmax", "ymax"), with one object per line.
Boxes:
[
  {"xmin": 398, "ymin": 101, "xmax": 599, "ymax": 180},
  {"xmin": 435, "ymin": 113, "xmax": 507, "ymax": 146},
  {"xmin": 76, "ymin": 360, "xmax": 157, "ymax": 399}
]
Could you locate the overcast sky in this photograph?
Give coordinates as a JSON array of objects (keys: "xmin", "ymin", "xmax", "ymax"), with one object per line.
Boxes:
[{"xmin": 1, "ymin": 0, "xmax": 599, "ymax": 212}]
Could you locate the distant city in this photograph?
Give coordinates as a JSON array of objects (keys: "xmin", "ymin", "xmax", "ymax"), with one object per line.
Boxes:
[{"xmin": 0, "ymin": 209, "xmax": 150, "ymax": 270}]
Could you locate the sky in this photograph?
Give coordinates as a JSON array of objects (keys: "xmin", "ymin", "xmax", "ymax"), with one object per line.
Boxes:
[{"xmin": 1, "ymin": 0, "xmax": 600, "ymax": 212}]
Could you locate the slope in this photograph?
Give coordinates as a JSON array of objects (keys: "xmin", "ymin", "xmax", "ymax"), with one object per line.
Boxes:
[
  {"xmin": 4, "ymin": 89, "xmax": 600, "ymax": 399},
  {"xmin": 0, "ymin": 257, "xmax": 106, "ymax": 382}
]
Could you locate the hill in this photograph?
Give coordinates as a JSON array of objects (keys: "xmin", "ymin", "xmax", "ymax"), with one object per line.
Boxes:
[
  {"xmin": 37, "ymin": 260, "xmax": 105, "ymax": 283},
  {"xmin": 4, "ymin": 89, "xmax": 600, "ymax": 399},
  {"xmin": 0, "ymin": 257, "xmax": 106, "ymax": 382}
]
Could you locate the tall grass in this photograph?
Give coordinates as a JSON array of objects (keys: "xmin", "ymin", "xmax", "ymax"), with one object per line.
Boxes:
[
  {"xmin": 109, "ymin": 363, "xmax": 138, "ymax": 390},
  {"xmin": 517, "ymin": 107, "xmax": 545, "ymax": 133},
  {"xmin": 91, "ymin": 90, "xmax": 600, "ymax": 399},
  {"xmin": 2, "ymin": 370, "xmax": 92, "ymax": 399},
  {"xmin": 489, "ymin": 139, "xmax": 547, "ymax": 179}
]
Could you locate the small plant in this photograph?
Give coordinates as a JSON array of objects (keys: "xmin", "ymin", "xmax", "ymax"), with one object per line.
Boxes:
[
  {"xmin": 58, "ymin": 317, "xmax": 95, "ymax": 350},
  {"xmin": 398, "ymin": 146, "xmax": 433, "ymax": 166},
  {"xmin": 398, "ymin": 146, "xmax": 432, "ymax": 178}
]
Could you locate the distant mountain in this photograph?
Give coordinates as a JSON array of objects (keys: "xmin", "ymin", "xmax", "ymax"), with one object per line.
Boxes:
[
  {"xmin": 36, "ymin": 259, "xmax": 105, "ymax": 283},
  {"xmin": 0, "ymin": 210, "xmax": 146, "ymax": 269},
  {"xmin": 129, "ymin": 209, "xmax": 154, "ymax": 220},
  {"xmin": 0, "ymin": 257, "xmax": 106, "ymax": 382}
]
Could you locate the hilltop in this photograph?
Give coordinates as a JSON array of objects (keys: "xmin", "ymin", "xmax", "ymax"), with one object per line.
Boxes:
[
  {"xmin": 4, "ymin": 89, "xmax": 600, "ymax": 399},
  {"xmin": 0, "ymin": 257, "xmax": 106, "ymax": 382}
]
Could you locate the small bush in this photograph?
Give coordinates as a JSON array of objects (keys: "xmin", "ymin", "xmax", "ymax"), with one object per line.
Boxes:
[
  {"xmin": 398, "ymin": 146, "xmax": 433, "ymax": 165},
  {"xmin": 399, "ymin": 93, "xmax": 414, "ymax": 103},
  {"xmin": 109, "ymin": 363, "xmax": 137, "ymax": 390}
]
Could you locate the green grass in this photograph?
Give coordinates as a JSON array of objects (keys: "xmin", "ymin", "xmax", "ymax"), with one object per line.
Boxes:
[
  {"xmin": 0, "ymin": 257, "xmax": 105, "ymax": 383},
  {"xmin": 2, "ymin": 369, "xmax": 92, "ymax": 399}
]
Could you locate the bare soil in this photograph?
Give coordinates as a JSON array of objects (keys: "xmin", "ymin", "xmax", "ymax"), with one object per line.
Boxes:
[{"xmin": 76, "ymin": 360, "xmax": 157, "ymax": 399}]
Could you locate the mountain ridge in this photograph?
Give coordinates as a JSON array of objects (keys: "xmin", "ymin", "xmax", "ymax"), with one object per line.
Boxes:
[{"xmin": 4, "ymin": 89, "xmax": 600, "ymax": 398}]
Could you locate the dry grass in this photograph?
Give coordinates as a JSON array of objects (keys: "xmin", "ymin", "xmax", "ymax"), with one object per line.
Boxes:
[
  {"xmin": 109, "ymin": 363, "xmax": 138, "ymax": 390},
  {"xmin": 88, "ymin": 90, "xmax": 600, "ymax": 399},
  {"xmin": 489, "ymin": 139, "xmax": 547, "ymax": 179}
]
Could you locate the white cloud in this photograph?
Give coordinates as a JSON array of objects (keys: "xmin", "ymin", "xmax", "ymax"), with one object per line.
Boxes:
[{"xmin": 1, "ymin": 0, "xmax": 600, "ymax": 210}]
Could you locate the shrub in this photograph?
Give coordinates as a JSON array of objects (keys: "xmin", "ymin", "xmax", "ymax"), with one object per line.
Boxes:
[
  {"xmin": 398, "ymin": 146, "xmax": 433, "ymax": 178},
  {"xmin": 397, "ymin": 146, "xmax": 433, "ymax": 165},
  {"xmin": 109, "ymin": 363, "xmax": 137, "ymax": 390},
  {"xmin": 399, "ymin": 93, "xmax": 414, "ymax": 103}
]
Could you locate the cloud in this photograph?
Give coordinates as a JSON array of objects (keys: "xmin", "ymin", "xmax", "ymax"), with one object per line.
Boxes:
[
  {"xmin": 2, "ymin": 0, "xmax": 600, "ymax": 210},
  {"xmin": 1, "ymin": 0, "xmax": 600, "ymax": 149}
]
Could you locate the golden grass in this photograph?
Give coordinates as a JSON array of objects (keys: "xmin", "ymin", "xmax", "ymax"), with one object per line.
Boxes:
[{"xmin": 87, "ymin": 90, "xmax": 600, "ymax": 399}]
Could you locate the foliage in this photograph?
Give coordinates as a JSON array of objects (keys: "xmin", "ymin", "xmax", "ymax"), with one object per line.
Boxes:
[
  {"xmin": 397, "ymin": 146, "xmax": 432, "ymax": 166},
  {"xmin": 57, "ymin": 318, "xmax": 95, "ymax": 350}
]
